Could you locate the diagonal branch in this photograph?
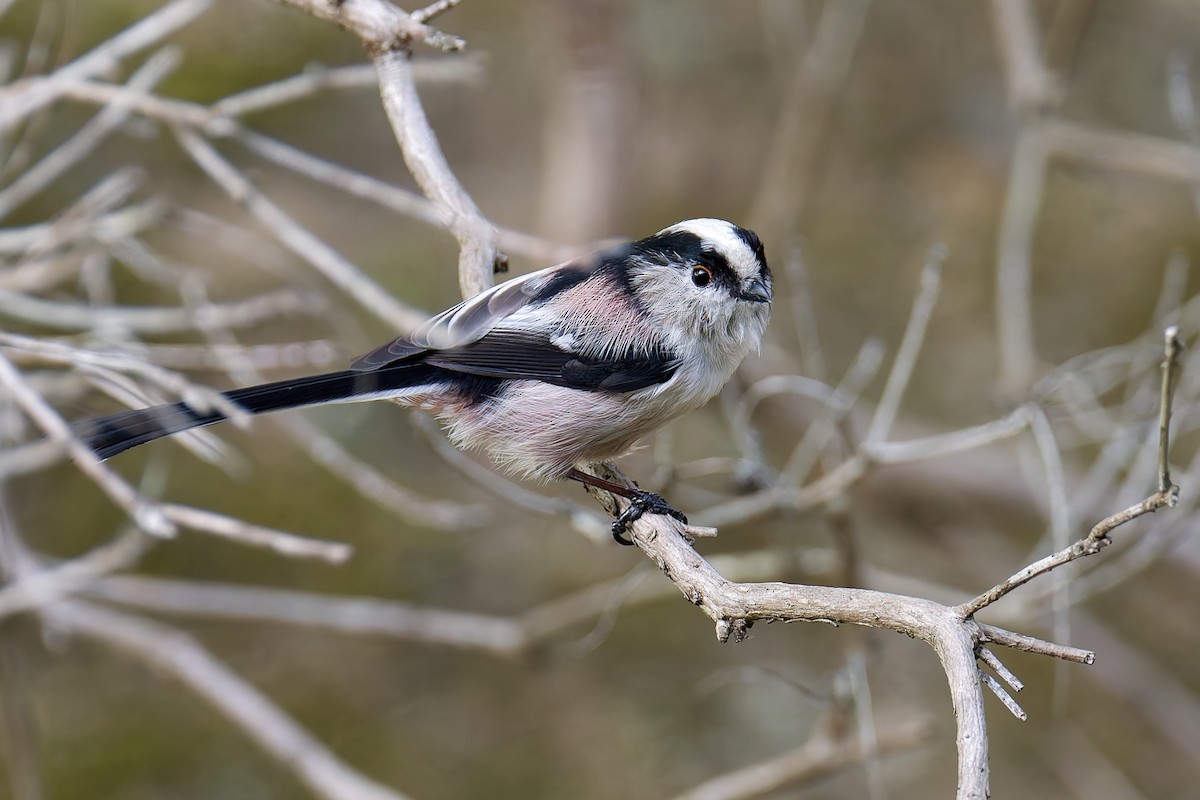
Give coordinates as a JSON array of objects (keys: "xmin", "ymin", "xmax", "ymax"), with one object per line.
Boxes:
[{"xmin": 960, "ymin": 327, "xmax": 1183, "ymax": 617}]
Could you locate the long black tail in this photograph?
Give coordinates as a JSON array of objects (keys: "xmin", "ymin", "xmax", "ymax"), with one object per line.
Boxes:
[{"xmin": 75, "ymin": 363, "xmax": 436, "ymax": 460}]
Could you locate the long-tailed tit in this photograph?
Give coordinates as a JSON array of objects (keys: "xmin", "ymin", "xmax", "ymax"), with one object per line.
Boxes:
[{"xmin": 76, "ymin": 218, "xmax": 772, "ymax": 543}]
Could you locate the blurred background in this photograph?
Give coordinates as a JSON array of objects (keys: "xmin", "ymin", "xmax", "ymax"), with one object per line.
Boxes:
[{"xmin": 2, "ymin": 1, "xmax": 1200, "ymax": 798}]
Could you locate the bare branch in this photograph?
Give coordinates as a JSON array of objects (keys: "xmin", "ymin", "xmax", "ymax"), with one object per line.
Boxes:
[
  {"xmin": 0, "ymin": 0, "xmax": 213, "ymax": 131},
  {"xmin": 865, "ymin": 405, "xmax": 1031, "ymax": 465},
  {"xmin": 160, "ymin": 504, "xmax": 351, "ymax": 563},
  {"xmin": 0, "ymin": 528, "xmax": 150, "ymax": 621},
  {"xmin": 980, "ymin": 672, "xmax": 1027, "ymax": 721},
  {"xmin": 0, "ymin": 285, "xmax": 321, "ymax": 334},
  {"xmin": 88, "ymin": 575, "xmax": 525, "ymax": 657},
  {"xmin": 46, "ymin": 600, "xmax": 412, "ymax": 800},
  {"xmin": 978, "ymin": 647, "xmax": 1024, "ymax": 693},
  {"xmin": 1159, "ymin": 326, "xmax": 1183, "ymax": 491},
  {"xmin": 961, "ymin": 328, "xmax": 1184, "ymax": 616},
  {"xmin": 864, "ymin": 245, "xmax": 945, "ymax": 445},
  {"xmin": 0, "ymin": 47, "xmax": 179, "ymax": 218},
  {"xmin": 989, "ymin": 0, "xmax": 1060, "ymax": 112},
  {"xmin": 374, "ymin": 49, "xmax": 499, "ymax": 298},
  {"xmin": 780, "ymin": 241, "xmax": 827, "ymax": 381},
  {"xmin": 211, "ymin": 58, "xmax": 482, "ymax": 117},
  {"xmin": 173, "ymin": 126, "xmax": 428, "ymax": 332},
  {"xmin": 270, "ymin": 0, "xmax": 464, "ymax": 52},
  {"xmin": 995, "ymin": 127, "xmax": 1047, "ymax": 395},
  {"xmin": 581, "ymin": 463, "xmax": 992, "ymax": 799},
  {"xmin": 672, "ymin": 718, "xmax": 931, "ymax": 800},
  {"xmin": 977, "ymin": 624, "xmax": 1095, "ymax": 665},
  {"xmin": 1040, "ymin": 119, "xmax": 1200, "ymax": 182}
]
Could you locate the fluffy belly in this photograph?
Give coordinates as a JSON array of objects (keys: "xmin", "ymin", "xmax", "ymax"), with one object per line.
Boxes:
[{"xmin": 440, "ymin": 381, "xmax": 684, "ymax": 482}]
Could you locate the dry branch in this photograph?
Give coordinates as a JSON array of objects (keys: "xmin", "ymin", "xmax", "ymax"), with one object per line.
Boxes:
[{"xmin": 673, "ymin": 718, "xmax": 932, "ymax": 800}]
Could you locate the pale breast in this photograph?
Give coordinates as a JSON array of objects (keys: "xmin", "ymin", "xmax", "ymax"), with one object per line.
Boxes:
[{"xmin": 439, "ymin": 379, "xmax": 688, "ymax": 482}]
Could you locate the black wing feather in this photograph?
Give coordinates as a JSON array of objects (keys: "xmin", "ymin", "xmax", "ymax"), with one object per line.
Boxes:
[{"xmin": 425, "ymin": 331, "xmax": 677, "ymax": 393}]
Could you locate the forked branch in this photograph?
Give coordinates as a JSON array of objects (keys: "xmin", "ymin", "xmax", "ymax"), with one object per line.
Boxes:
[
  {"xmin": 581, "ymin": 325, "xmax": 1185, "ymax": 800},
  {"xmin": 960, "ymin": 327, "xmax": 1183, "ymax": 618}
]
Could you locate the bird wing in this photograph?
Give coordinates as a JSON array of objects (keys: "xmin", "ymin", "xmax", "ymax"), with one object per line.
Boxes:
[
  {"xmin": 350, "ymin": 260, "xmax": 591, "ymax": 371},
  {"xmin": 424, "ymin": 330, "xmax": 678, "ymax": 392},
  {"xmin": 350, "ymin": 248, "xmax": 678, "ymax": 392}
]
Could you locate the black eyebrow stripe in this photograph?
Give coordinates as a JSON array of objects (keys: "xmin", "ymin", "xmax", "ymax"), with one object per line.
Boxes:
[
  {"xmin": 629, "ymin": 229, "xmax": 747, "ymax": 295},
  {"xmin": 633, "ymin": 231, "xmax": 703, "ymax": 264},
  {"xmin": 733, "ymin": 225, "xmax": 767, "ymax": 271}
]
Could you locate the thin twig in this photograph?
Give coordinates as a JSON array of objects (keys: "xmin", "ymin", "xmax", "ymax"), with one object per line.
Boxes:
[
  {"xmin": 0, "ymin": 48, "xmax": 180, "ymax": 219},
  {"xmin": 961, "ymin": 490, "xmax": 1178, "ymax": 617},
  {"xmin": 989, "ymin": 0, "xmax": 1060, "ymax": 112},
  {"xmin": 173, "ymin": 126, "xmax": 427, "ymax": 332},
  {"xmin": 0, "ymin": 0, "xmax": 213, "ymax": 131},
  {"xmin": 0, "ymin": 348, "xmax": 175, "ymax": 537},
  {"xmin": 160, "ymin": 504, "xmax": 351, "ymax": 563},
  {"xmin": 1159, "ymin": 326, "xmax": 1183, "ymax": 491},
  {"xmin": 995, "ymin": 127, "xmax": 1047, "ymax": 395},
  {"xmin": 976, "ymin": 624, "xmax": 1095, "ymax": 665},
  {"xmin": 671, "ymin": 718, "xmax": 931, "ymax": 800},
  {"xmin": 978, "ymin": 647, "xmax": 1024, "ymax": 693},
  {"xmin": 960, "ymin": 327, "xmax": 1183, "ymax": 617},
  {"xmin": 864, "ymin": 245, "xmax": 945, "ymax": 446},
  {"xmin": 211, "ymin": 58, "xmax": 481, "ymax": 118},
  {"xmin": 46, "ymin": 599, "xmax": 413, "ymax": 800},
  {"xmin": 981, "ymin": 672, "xmax": 1027, "ymax": 721},
  {"xmin": 410, "ymin": 0, "xmax": 462, "ymax": 26},
  {"xmin": 0, "ymin": 285, "xmax": 321, "ymax": 334}
]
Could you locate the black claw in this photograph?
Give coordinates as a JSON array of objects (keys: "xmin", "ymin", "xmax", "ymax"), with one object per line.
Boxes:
[{"xmin": 610, "ymin": 490, "xmax": 687, "ymax": 545}]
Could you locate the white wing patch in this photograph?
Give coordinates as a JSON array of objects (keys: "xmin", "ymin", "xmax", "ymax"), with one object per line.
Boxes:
[
  {"xmin": 413, "ymin": 264, "xmax": 562, "ymax": 350},
  {"xmin": 350, "ymin": 262, "xmax": 583, "ymax": 370}
]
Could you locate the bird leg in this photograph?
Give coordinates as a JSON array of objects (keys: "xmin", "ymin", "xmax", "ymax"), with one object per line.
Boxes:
[{"xmin": 567, "ymin": 469, "xmax": 688, "ymax": 545}]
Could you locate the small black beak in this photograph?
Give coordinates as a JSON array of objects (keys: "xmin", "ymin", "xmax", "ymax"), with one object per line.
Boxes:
[{"xmin": 739, "ymin": 276, "xmax": 772, "ymax": 303}]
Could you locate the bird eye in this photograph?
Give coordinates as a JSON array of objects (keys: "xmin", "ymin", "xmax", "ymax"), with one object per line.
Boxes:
[{"xmin": 691, "ymin": 266, "xmax": 712, "ymax": 287}]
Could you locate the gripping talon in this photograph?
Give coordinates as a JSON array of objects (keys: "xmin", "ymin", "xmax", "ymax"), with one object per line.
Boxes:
[{"xmin": 610, "ymin": 490, "xmax": 688, "ymax": 545}]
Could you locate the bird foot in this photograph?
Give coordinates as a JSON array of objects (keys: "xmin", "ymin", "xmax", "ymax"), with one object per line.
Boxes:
[{"xmin": 610, "ymin": 491, "xmax": 687, "ymax": 545}]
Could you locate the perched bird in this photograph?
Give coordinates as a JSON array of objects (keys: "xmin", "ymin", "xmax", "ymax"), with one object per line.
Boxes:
[{"xmin": 75, "ymin": 218, "xmax": 772, "ymax": 543}]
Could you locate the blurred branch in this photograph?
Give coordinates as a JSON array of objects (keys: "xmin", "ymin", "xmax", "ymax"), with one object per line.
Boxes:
[
  {"xmin": 0, "ymin": 285, "xmax": 323, "ymax": 333},
  {"xmin": 0, "ymin": 0, "xmax": 213, "ymax": 131},
  {"xmin": 0, "ymin": 348, "xmax": 351, "ymax": 563},
  {"xmin": 995, "ymin": 126, "xmax": 1046, "ymax": 395},
  {"xmin": 211, "ymin": 58, "xmax": 483, "ymax": 117},
  {"xmin": 79, "ymin": 548, "xmax": 818, "ymax": 657},
  {"xmin": 990, "ymin": 0, "xmax": 1060, "ymax": 113},
  {"xmin": 173, "ymin": 126, "xmax": 429, "ymax": 333},
  {"xmin": 1040, "ymin": 118, "xmax": 1200, "ymax": 180},
  {"xmin": 748, "ymin": 0, "xmax": 871, "ymax": 240},
  {"xmin": 672, "ymin": 718, "xmax": 931, "ymax": 800},
  {"xmin": 45, "ymin": 599, "xmax": 412, "ymax": 800},
  {"xmin": 0, "ymin": 506, "xmax": 398, "ymax": 800},
  {"xmin": 0, "ymin": 46, "xmax": 179, "ymax": 219},
  {"xmin": 864, "ymin": 246, "xmax": 944, "ymax": 447},
  {"xmin": 0, "ymin": 637, "xmax": 43, "ymax": 800}
]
